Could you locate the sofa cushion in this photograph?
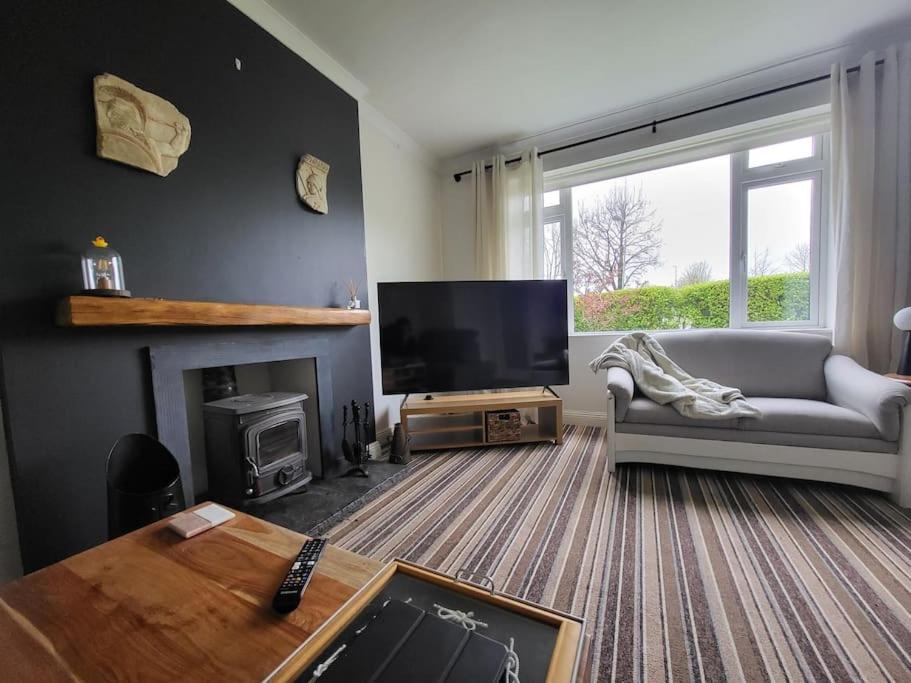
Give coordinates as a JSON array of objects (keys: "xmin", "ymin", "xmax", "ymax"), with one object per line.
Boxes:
[
  {"xmin": 652, "ymin": 330, "xmax": 831, "ymax": 400},
  {"xmin": 624, "ymin": 395, "xmax": 881, "ymax": 439},
  {"xmin": 739, "ymin": 397, "xmax": 881, "ymax": 439},
  {"xmin": 625, "ymin": 397, "xmax": 740, "ymax": 429}
]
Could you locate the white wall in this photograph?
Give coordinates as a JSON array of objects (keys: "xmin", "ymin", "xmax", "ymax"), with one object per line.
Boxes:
[
  {"xmin": 0, "ymin": 404, "xmax": 23, "ymax": 583},
  {"xmin": 360, "ymin": 108, "xmax": 443, "ymax": 437},
  {"xmin": 441, "ymin": 178, "xmax": 474, "ymax": 280}
]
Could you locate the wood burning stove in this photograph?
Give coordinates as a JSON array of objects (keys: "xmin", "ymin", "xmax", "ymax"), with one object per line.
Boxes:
[{"xmin": 203, "ymin": 392, "xmax": 311, "ymax": 506}]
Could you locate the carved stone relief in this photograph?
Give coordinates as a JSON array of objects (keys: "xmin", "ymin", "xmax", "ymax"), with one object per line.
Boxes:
[
  {"xmin": 296, "ymin": 154, "xmax": 329, "ymax": 214},
  {"xmin": 93, "ymin": 73, "xmax": 191, "ymax": 177}
]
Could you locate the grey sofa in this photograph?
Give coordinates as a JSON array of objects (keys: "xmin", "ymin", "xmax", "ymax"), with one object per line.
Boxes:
[{"xmin": 605, "ymin": 330, "xmax": 911, "ymax": 503}]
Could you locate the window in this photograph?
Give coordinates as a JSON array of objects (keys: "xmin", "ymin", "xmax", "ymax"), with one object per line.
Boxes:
[{"xmin": 544, "ymin": 127, "xmax": 828, "ymax": 333}]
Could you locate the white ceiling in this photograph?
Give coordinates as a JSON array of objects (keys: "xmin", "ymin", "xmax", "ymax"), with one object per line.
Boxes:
[{"xmin": 266, "ymin": 0, "xmax": 911, "ymax": 159}]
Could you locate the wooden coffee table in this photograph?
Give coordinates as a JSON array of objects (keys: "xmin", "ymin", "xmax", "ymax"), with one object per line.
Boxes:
[{"xmin": 0, "ymin": 506, "xmax": 380, "ymax": 682}]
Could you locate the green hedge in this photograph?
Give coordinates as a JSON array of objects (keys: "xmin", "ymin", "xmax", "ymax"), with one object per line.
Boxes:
[{"xmin": 574, "ymin": 272, "xmax": 809, "ymax": 332}]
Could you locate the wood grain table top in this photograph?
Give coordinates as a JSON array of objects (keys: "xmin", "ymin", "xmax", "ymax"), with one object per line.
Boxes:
[{"xmin": 0, "ymin": 506, "xmax": 381, "ymax": 682}]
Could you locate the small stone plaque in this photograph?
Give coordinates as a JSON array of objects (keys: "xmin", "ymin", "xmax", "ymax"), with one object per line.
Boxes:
[{"xmin": 296, "ymin": 154, "xmax": 329, "ymax": 214}]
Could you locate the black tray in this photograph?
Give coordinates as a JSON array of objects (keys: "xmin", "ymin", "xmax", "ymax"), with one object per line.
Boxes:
[{"xmin": 265, "ymin": 560, "xmax": 583, "ymax": 683}]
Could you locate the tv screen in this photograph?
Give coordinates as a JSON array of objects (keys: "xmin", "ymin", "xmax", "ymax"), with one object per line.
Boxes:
[{"xmin": 378, "ymin": 280, "xmax": 569, "ymax": 395}]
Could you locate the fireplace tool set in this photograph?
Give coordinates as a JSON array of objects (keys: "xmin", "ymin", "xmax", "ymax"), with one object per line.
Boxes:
[{"xmin": 342, "ymin": 400, "xmax": 370, "ymax": 477}]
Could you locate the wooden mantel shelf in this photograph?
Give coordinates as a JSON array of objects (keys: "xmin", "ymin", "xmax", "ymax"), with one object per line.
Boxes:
[{"xmin": 56, "ymin": 295, "xmax": 371, "ymax": 327}]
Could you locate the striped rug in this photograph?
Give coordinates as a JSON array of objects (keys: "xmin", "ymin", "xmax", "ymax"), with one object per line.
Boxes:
[{"xmin": 327, "ymin": 425, "xmax": 911, "ymax": 682}]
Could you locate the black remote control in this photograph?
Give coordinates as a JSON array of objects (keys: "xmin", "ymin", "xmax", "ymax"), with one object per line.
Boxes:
[{"xmin": 272, "ymin": 538, "xmax": 327, "ymax": 614}]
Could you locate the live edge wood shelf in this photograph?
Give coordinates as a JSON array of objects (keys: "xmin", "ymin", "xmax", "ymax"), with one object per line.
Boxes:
[
  {"xmin": 401, "ymin": 389, "xmax": 563, "ymax": 451},
  {"xmin": 56, "ymin": 295, "xmax": 371, "ymax": 327}
]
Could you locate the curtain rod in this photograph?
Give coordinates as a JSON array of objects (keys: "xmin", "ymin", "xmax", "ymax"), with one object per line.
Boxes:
[{"xmin": 451, "ymin": 59, "xmax": 880, "ymax": 182}]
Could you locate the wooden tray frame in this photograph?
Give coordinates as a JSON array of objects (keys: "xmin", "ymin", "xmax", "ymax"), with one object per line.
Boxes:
[{"xmin": 264, "ymin": 559, "xmax": 583, "ymax": 682}]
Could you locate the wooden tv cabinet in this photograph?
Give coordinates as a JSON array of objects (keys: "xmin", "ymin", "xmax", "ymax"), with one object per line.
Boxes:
[{"xmin": 400, "ymin": 389, "xmax": 563, "ymax": 451}]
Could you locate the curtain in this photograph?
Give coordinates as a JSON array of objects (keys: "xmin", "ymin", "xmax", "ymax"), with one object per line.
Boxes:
[
  {"xmin": 473, "ymin": 148, "xmax": 544, "ymax": 280},
  {"xmin": 831, "ymin": 43, "xmax": 911, "ymax": 372}
]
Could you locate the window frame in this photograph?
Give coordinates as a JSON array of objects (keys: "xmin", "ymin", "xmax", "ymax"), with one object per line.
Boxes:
[
  {"xmin": 730, "ymin": 138, "xmax": 828, "ymax": 329},
  {"xmin": 543, "ymin": 116, "xmax": 830, "ymax": 336},
  {"xmin": 543, "ymin": 188, "xmax": 574, "ymax": 329}
]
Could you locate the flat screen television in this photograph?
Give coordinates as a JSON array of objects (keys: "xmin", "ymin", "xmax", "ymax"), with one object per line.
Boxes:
[{"xmin": 378, "ymin": 280, "xmax": 569, "ymax": 395}]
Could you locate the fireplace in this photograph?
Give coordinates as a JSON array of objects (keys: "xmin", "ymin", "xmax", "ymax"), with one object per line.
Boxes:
[
  {"xmin": 149, "ymin": 338, "xmax": 345, "ymax": 506},
  {"xmin": 203, "ymin": 392, "xmax": 311, "ymax": 506}
]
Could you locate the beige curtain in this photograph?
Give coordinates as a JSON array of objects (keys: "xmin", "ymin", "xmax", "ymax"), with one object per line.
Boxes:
[
  {"xmin": 831, "ymin": 43, "xmax": 911, "ymax": 371},
  {"xmin": 473, "ymin": 148, "xmax": 544, "ymax": 280}
]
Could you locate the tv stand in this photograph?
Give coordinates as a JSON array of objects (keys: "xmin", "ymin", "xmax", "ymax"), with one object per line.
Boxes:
[{"xmin": 400, "ymin": 389, "xmax": 563, "ymax": 452}]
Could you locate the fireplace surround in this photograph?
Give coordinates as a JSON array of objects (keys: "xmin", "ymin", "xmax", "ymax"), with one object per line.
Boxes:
[{"xmin": 149, "ymin": 338, "xmax": 339, "ymax": 506}]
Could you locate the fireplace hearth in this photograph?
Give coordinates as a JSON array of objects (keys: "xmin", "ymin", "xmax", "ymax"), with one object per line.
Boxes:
[{"xmin": 203, "ymin": 392, "xmax": 311, "ymax": 506}]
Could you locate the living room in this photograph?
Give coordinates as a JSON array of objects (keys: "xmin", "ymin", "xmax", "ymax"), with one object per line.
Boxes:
[{"xmin": 3, "ymin": 0, "xmax": 911, "ymax": 680}]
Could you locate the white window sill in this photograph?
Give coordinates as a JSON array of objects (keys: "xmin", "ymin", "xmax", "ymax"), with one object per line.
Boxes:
[{"xmin": 569, "ymin": 327, "xmax": 832, "ymax": 338}]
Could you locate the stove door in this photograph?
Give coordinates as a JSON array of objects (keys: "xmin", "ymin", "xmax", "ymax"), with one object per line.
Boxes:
[{"xmin": 244, "ymin": 410, "xmax": 307, "ymax": 471}]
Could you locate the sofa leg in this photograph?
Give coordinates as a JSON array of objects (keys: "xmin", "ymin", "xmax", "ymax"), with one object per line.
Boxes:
[{"xmin": 606, "ymin": 392, "xmax": 616, "ymax": 473}]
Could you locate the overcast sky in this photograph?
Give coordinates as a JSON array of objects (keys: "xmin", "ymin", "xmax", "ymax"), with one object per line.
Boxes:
[{"xmin": 569, "ymin": 139, "xmax": 813, "ymax": 288}]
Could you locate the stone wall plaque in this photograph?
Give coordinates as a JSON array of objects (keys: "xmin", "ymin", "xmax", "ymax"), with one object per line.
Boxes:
[
  {"xmin": 93, "ymin": 73, "xmax": 191, "ymax": 177},
  {"xmin": 296, "ymin": 154, "xmax": 329, "ymax": 214}
]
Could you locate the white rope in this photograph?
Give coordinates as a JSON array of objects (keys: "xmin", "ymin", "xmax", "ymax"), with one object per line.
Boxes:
[
  {"xmin": 432, "ymin": 603, "xmax": 489, "ymax": 631},
  {"xmin": 309, "ymin": 603, "xmax": 518, "ymax": 682},
  {"xmin": 504, "ymin": 637, "xmax": 520, "ymax": 683},
  {"xmin": 355, "ymin": 598, "xmax": 394, "ymax": 635},
  {"xmin": 308, "ymin": 644, "xmax": 346, "ymax": 681}
]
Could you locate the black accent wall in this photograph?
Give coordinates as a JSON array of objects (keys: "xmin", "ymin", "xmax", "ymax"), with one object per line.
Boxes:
[{"xmin": 2, "ymin": 1, "xmax": 373, "ymax": 571}]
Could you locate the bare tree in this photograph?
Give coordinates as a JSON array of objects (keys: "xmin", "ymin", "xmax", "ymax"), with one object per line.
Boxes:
[
  {"xmin": 572, "ymin": 183, "xmax": 662, "ymax": 292},
  {"xmin": 785, "ymin": 242, "xmax": 810, "ymax": 272},
  {"xmin": 543, "ymin": 221, "xmax": 562, "ymax": 279},
  {"xmin": 678, "ymin": 260, "xmax": 713, "ymax": 286},
  {"xmin": 749, "ymin": 248, "xmax": 776, "ymax": 276}
]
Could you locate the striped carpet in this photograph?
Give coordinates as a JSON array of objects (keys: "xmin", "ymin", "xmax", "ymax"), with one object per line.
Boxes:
[{"xmin": 327, "ymin": 425, "xmax": 911, "ymax": 682}]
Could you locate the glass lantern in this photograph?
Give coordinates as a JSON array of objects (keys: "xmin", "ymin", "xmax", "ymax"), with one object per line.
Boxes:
[{"xmin": 81, "ymin": 236, "xmax": 129, "ymax": 296}]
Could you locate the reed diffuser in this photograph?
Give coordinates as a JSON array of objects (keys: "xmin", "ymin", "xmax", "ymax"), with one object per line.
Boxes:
[{"xmin": 345, "ymin": 280, "xmax": 361, "ymax": 309}]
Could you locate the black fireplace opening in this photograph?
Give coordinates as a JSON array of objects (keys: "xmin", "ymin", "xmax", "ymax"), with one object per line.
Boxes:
[{"xmin": 181, "ymin": 355, "xmax": 326, "ymax": 504}]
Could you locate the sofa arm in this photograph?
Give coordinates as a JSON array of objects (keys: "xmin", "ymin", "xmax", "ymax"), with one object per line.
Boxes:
[
  {"xmin": 607, "ymin": 367, "xmax": 634, "ymax": 422},
  {"xmin": 825, "ymin": 354, "xmax": 911, "ymax": 441}
]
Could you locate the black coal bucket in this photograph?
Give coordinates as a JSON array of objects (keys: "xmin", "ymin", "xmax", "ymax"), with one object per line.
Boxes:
[{"xmin": 106, "ymin": 433, "xmax": 186, "ymax": 539}]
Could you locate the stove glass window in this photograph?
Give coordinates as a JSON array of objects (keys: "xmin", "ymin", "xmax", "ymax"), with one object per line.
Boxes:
[{"xmin": 256, "ymin": 420, "xmax": 301, "ymax": 468}]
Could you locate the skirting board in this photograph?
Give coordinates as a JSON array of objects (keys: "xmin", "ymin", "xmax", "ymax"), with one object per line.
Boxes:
[
  {"xmin": 365, "ymin": 426, "xmax": 394, "ymax": 461},
  {"xmin": 375, "ymin": 426, "xmax": 393, "ymax": 456},
  {"xmin": 375, "ymin": 426, "xmax": 394, "ymax": 444},
  {"xmin": 564, "ymin": 410, "xmax": 609, "ymax": 427}
]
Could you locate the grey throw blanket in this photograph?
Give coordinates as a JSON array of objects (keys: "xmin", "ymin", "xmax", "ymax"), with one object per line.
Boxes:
[{"xmin": 589, "ymin": 332, "xmax": 761, "ymax": 420}]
